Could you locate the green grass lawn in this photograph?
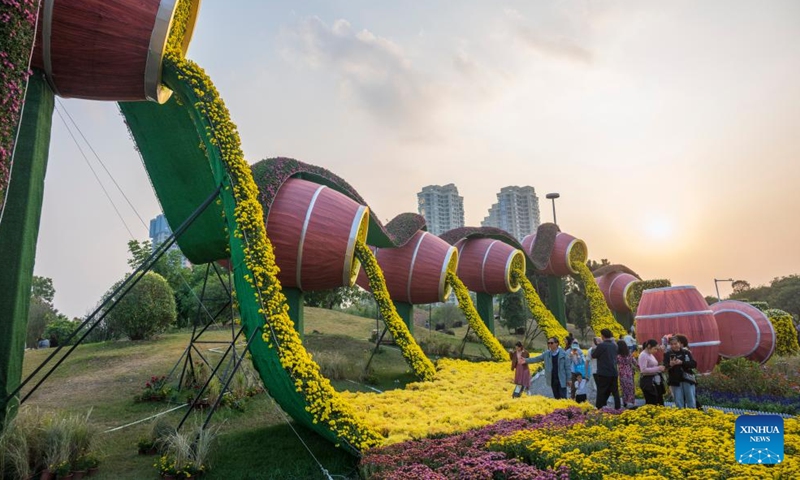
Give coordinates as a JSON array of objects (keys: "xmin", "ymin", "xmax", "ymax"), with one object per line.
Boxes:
[{"xmin": 17, "ymin": 307, "xmax": 575, "ymax": 479}]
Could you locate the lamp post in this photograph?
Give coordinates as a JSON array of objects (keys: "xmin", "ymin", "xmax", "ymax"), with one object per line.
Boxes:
[
  {"xmin": 714, "ymin": 278, "xmax": 734, "ymax": 301},
  {"xmin": 545, "ymin": 192, "xmax": 560, "ymax": 225}
]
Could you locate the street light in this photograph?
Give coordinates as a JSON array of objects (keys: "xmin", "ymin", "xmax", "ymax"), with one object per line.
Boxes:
[
  {"xmin": 714, "ymin": 278, "xmax": 734, "ymax": 301},
  {"xmin": 545, "ymin": 192, "xmax": 560, "ymax": 225}
]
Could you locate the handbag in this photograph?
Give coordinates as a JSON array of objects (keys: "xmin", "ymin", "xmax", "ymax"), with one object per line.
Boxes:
[
  {"xmin": 682, "ymin": 371, "xmax": 696, "ymax": 384},
  {"xmin": 512, "ymin": 384, "xmax": 524, "ymax": 398}
]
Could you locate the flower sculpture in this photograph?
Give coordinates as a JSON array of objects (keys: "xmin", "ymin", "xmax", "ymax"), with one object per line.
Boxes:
[
  {"xmin": 571, "ymin": 261, "xmax": 627, "ymax": 338},
  {"xmin": 766, "ymin": 309, "xmax": 800, "ymax": 356},
  {"xmin": 446, "ymin": 271, "xmax": 508, "ymax": 361},
  {"xmin": 356, "ymin": 240, "xmax": 437, "ymax": 381}
]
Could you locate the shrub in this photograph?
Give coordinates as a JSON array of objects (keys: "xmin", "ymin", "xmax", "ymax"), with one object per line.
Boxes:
[
  {"xmin": 420, "ymin": 339, "xmax": 453, "ymax": 358},
  {"xmin": 44, "ymin": 318, "xmax": 79, "ymax": 347},
  {"xmin": 105, "ymin": 272, "xmax": 177, "ymax": 340},
  {"xmin": 699, "ymin": 357, "xmax": 800, "ymax": 398},
  {"xmin": 766, "ymin": 309, "xmax": 800, "ymax": 356},
  {"xmin": 314, "ymin": 351, "xmax": 354, "ymax": 380}
]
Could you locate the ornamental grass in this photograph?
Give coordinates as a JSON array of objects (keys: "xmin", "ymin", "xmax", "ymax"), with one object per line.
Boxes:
[
  {"xmin": 487, "ymin": 405, "xmax": 800, "ymax": 479},
  {"xmin": 447, "ymin": 271, "xmax": 508, "ymax": 361},
  {"xmin": 341, "ymin": 358, "xmax": 581, "ymax": 445},
  {"xmin": 571, "ymin": 261, "xmax": 627, "ymax": 338}
]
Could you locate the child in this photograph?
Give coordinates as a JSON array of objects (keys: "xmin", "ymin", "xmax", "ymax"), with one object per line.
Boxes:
[{"xmin": 574, "ymin": 373, "xmax": 588, "ymax": 403}]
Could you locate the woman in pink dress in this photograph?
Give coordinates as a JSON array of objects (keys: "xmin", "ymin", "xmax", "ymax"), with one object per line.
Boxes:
[
  {"xmin": 616, "ymin": 340, "xmax": 636, "ymax": 408},
  {"xmin": 511, "ymin": 341, "xmax": 531, "ymax": 393}
]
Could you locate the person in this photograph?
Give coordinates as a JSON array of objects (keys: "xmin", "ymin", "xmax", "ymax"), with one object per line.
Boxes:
[
  {"xmin": 565, "ymin": 333, "xmax": 575, "ymax": 350},
  {"xmin": 673, "ymin": 333, "xmax": 702, "ymax": 409},
  {"xmin": 527, "ymin": 337, "xmax": 571, "ymax": 399},
  {"xmin": 511, "ymin": 342, "xmax": 531, "ymax": 395},
  {"xmin": 664, "ymin": 335, "xmax": 697, "ymax": 408},
  {"xmin": 37, "ymin": 337, "xmax": 50, "ymax": 349},
  {"xmin": 585, "ymin": 336, "xmax": 601, "ymax": 402},
  {"xmin": 574, "ymin": 373, "xmax": 588, "ymax": 403},
  {"xmin": 591, "ymin": 328, "xmax": 621, "ymax": 409},
  {"xmin": 623, "ymin": 333, "xmax": 637, "ymax": 353},
  {"xmin": 616, "ymin": 340, "xmax": 636, "ymax": 408},
  {"xmin": 568, "ymin": 340, "xmax": 586, "ymax": 400},
  {"xmin": 639, "ymin": 339, "xmax": 666, "ymax": 405}
]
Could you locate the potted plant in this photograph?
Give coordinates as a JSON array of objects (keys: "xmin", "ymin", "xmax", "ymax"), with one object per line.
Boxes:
[
  {"xmin": 71, "ymin": 454, "xmax": 93, "ymax": 479},
  {"xmin": 137, "ymin": 437, "xmax": 157, "ymax": 455},
  {"xmin": 82, "ymin": 454, "xmax": 100, "ymax": 477},
  {"xmin": 156, "ymin": 455, "xmax": 179, "ymax": 480},
  {"xmin": 53, "ymin": 460, "xmax": 73, "ymax": 479}
]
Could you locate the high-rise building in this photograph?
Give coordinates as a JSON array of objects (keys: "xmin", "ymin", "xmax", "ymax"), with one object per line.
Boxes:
[
  {"xmin": 481, "ymin": 186, "xmax": 541, "ymax": 241},
  {"xmin": 149, "ymin": 214, "xmax": 190, "ymax": 267},
  {"xmin": 417, "ymin": 184, "xmax": 465, "ymax": 236}
]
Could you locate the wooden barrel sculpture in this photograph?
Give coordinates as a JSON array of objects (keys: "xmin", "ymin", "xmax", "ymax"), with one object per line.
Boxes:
[
  {"xmin": 710, "ymin": 300, "xmax": 776, "ymax": 364},
  {"xmin": 266, "ymin": 178, "xmax": 369, "ymax": 292},
  {"xmin": 595, "ymin": 272, "xmax": 638, "ymax": 312},
  {"xmin": 521, "ymin": 231, "xmax": 587, "ymax": 276},
  {"xmin": 31, "ymin": 0, "xmax": 201, "ymax": 102},
  {"xmin": 453, "ymin": 238, "xmax": 525, "ymax": 294},
  {"xmin": 635, "ymin": 285, "xmax": 720, "ymax": 373},
  {"xmin": 355, "ymin": 231, "xmax": 458, "ymax": 304}
]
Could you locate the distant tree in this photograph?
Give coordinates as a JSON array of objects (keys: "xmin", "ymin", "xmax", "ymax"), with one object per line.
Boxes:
[
  {"xmin": 587, "ymin": 259, "xmax": 611, "ymax": 272},
  {"xmin": 565, "ymin": 276, "xmax": 591, "ymax": 340},
  {"xmin": 26, "ymin": 298, "xmax": 57, "ymax": 348},
  {"xmin": 704, "ymin": 296, "xmax": 719, "ymax": 306},
  {"xmin": 30, "ymin": 275, "xmax": 55, "ymax": 304},
  {"xmin": 731, "ymin": 280, "xmax": 751, "ymax": 295},
  {"xmin": 431, "ymin": 304, "xmax": 466, "ymax": 329},
  {"xmin": 126, "ymin": 239, "xmax": 193, "ymax": 326},
  {"xmin": 499, "ymin": 291, "xmax": 527, "ymax": 332},
  {"xmin": 105, "ymin": 272, "xmax": 176, "ymax": 340},
  {"xmin": 44, "ymin": 317, "xmax": 78, "ymax": 346},
  {"xmin": 304, "ymin": 286, "xmax": 369, "ymax": 310},
  {"xmin": 768, "ymin": 275, "xmax": 800, "ymax": 319}
]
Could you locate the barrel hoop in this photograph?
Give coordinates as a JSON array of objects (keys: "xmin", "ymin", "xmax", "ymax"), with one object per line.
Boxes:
[
  {"xmin": 642, "ymin": 285, "xmax": 698, "ymax": 294},
  {"xmin": 714, "ymin": 308, "xmax": 760, "ymax": 357},
  {"xmin": 42, "ymin": 0, "xmax": 60, "ymax": 96},
  {"xmin": 765, "ymin": 315, "xmax": 777, "ymax": 361},
  {"xmin": 635, "ymin": 310, "xmax": 713, "ymax": 320},
  {"xmin": 688, "ymin": 340, "xmax": 721, "ymax": 348},
  {"xmin": 438, "ymin": 247, "xmax": 457, "ymax": 303},
  {"xmin": 621, "ymin": 279, "xmax": 633, "ymax": 310},
  {"xmin": 296, "ymin": 184, "xmax": 326, "ymax": 291},
  {"xmin": 607, "ymin": 274, "xmax": 626, "ymax": 307},
  {"xmin": 145, "ymin": 0, "xmax": 178, "ymax": 103},
  {"xmin": 504, "ymin": 250, "xmax": 523, "ymax": 293},
  {"xmin": 343, "ymin": 205, "xmax": 368, "ymax": 287},
  {"xmin": 407, "ymin": 232, "xmax": 428, "ymax": 303},
  {"xmin": 481, "ymin": 240, "xmax": 499, "ymax": 293},
  {"xmin": 564, "ymin": 238, "xmax": 582, "ymax": 274}
]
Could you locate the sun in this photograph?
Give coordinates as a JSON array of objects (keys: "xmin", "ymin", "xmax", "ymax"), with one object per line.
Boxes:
[{"xmin": 644, "ymin": 216, "xmax": 674, "ymax": 241}]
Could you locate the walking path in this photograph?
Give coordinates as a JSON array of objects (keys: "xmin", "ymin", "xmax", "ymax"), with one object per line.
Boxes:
[{"xmin": 528, "ymin": 373, "xmax": 794, "ymax": 417}]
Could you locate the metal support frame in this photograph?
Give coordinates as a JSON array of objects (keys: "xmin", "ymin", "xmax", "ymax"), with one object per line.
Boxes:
[{"xmin": 6, "ymin": 186, "xmax": 221, "ymax": 406}]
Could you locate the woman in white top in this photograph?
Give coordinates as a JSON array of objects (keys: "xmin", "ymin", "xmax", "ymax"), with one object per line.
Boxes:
[{"xmin": 638, "ymin": 339, "xmax": 666, "ymax": 405}]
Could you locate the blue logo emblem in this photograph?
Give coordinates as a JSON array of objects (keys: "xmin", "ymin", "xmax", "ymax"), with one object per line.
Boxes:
[{"xmin": 735, "ymin": 415, "xmax": 784, "ymax": 464}]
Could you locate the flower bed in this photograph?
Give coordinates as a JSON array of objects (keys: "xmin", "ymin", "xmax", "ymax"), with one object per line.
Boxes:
[
  {"xmin": 341, "ymin": 358, "xmax": 574, "ymax": 445},
  {"xmin": 359, "ymin": 408, "xmax": 582, "ymax": 479},
  {"xmin": 487, "ymin": 405, "xmax": 799, "ymax": 479}
]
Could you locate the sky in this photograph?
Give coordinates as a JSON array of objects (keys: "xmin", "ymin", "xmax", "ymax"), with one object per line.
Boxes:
[{"xmin": 32, "ymin": 0, "xmax": 800, "ymax": 318}]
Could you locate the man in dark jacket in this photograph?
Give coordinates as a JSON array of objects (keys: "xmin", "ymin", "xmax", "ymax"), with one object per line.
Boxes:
[
  {"xmin": 591, "ymin": 328, "xmax": 621, "ymax": 409},
  {"xmin": 663, "ymin": 335, "xmax": 698, "ymax": 408}
]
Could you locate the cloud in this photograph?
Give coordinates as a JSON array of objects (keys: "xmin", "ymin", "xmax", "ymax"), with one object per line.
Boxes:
[
  {"xmin": 514, "ymin": 27, "xmax": 592, "ymax": 64},
  {"xmin": 279, "ymin": 17, "xmax": 439, "ymax": 131},
  {"xmin": 503, "ymin": 5, "xmax": 593, "ymax": 65}
]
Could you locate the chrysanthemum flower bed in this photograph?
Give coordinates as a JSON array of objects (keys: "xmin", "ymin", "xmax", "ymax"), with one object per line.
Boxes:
[
  {"xmin": 341, "ymin": 358, "xmax": 582, "ymax": 445},
  {"xmin": 487, "ymin": 405, "xmax": 799, "ymax": 479},
  {"xmin": 359, "ymin": 407, "xmax": 582, "ymax": 479},
  {"xmin": 361, "ymin": 405, "xmax": 800, "ymax": 479}
]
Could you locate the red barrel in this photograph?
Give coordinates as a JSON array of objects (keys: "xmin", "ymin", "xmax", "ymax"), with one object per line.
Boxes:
[
  {"xmin": 710, "ymin": 300, "xmax": 775, "ymax": 364},
  {"xmin": 31, "ymin": 0, "xmax": 201, "ymax": 102},
  {"xmin": 266, "ymin": 178, "xmax": 369, "ymax": 291},
  {"xmin": 356, "ymin": 231, "xmax": 458, "ymax": 304},
  {"xmin": 595, "ymin": 272, "xmax": 638, "ymax": 312},
  {"xmin": 634, "ymin": 286, "xmax": 720, "ymax": 373},
  {"xmin": 521, "ymin": 231, "xmax": 587, "ymax": 276},
  {"xmin": 453, "ymin": 238, "xmax": 525, "ymax": 294}
]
